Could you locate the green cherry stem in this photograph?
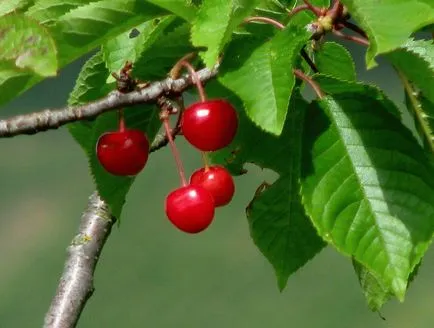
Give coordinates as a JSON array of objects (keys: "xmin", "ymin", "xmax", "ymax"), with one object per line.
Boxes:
[
  {"xmin": 201, "ymin": 152, "xmax": 210, "ymax": 171},
  {"xmin": 162, "ymin": 115, "xmax": 187, "ymax": 187}
]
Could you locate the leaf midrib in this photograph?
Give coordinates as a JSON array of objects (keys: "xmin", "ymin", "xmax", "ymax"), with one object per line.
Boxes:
[{"xmin": 325, "ymin": 98, "xmax": 399, "ymax": 285}]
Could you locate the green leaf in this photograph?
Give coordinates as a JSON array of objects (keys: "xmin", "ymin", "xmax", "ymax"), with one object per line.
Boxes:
[
  {"xmin": 256, "ymin": 0, "xmax": 293, "ymax": 17},
  {"xmin": 0, "ymin": 2, "xmax": 165, "ymax": 109},
  {"xmin": 54, "ymin": 1, "xmax": 163, "ymax": 48},
  {"xmin": 52, "ymin": 0, "xmax": 165, "ymax": 66},
  {"xmin": 219, "ymin": 24, "xmax": 311, "ymax": 135},
  {"xmin": 0, "ymin": 13, "xmax": 57, "ymax": 76},
  {"xmin": 314, "ymin": 74, "xmax": 401, "ymax": 117},
  {"xmin": 0, "ymin": 1, "xmax": 166, "ymax": 109},
  {"xmin": 144, "ymin": 0, "xmax": 198, "ymax": 20},
  {"xmin": 416, "ymin": 94, "xmax": 434, "ymax": 135},
  {"xmin": 68, "ymin": 52, "xmax": 111, "ymax": 153},
  {"xmin": 386, "ymin": 39, "xmax": 434, "ymax": 151},
  {"xmin": 353, "ymin": 259, "xmax": 422, "ymax": 311},
  {"xmin": 208, "ymin": 81, "xmax": 325, "ymax": 290},
  {"xmin": 387, "ymin": 38, "xmax": 434, "ymax": 104},
  {"xmin": 191, "ymin": 0, "xmax": 261, "ymax": 67},
  {"xmin": 353, "ymin": 260, "xmax": 392, "ymax": 311},
  {"xmin": 0, "ymin": 0, "xmax": 32, "ymax": 16},
  {"xmin": 102, "ymin": 17, "xmax": 175, "ymax": 74},
  {"xmin": 133, "ymin": 21, "xmax": 196, "ymax": 80},
  {"xmin": 25, "ymin": 0, "xmax": 101, "ymax": 25},
  {"xmin": 340, "ymin": 0, "xmax": 434, "ymax": 68},
  {"xmin": 0, "ymin": 62, "xmax": 33, "ymax": 105},
  {"xmin": 300, "ymin": 93, "xmax": 434, "ymax": 300},
  {"xmin": 68, "ymin": 52, "xmax": 161, "ymax": 218},
  {"xmin": 403, "ymin": 83, "xmax": 434, "ymax": 152},
  {"xmin": 314, "ymin": 42, "xmax": 356, "ymax": 81}
]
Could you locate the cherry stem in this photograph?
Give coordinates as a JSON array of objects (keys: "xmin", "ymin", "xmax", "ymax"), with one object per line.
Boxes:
[
  {"xmin": 288, "ymin": 4, "xmax": 312, "ymax": 17},
  {"xmin": 163, "ymin": 117, "xmax": 187, "ymax": 187},
  {"xmin": 174, "ymin": 95, "xmax": 185, "ymax": 129},
  {"xmin": 243, "ymin": 16, "xmax": 284, "ymax": 30},
  {"xmin": 246, "ymin": 18, "xmax": 319, "ymax": 77},
  {"xmin": 302, "ymin": 0, "xmax": 322, "ymax": 16},
  {"xmin": 328, "ymin": 0, "xmax": 342, "ymax": 19},
  {"xmin": 169, "ymin": 52, "xmax": 197, "ymax": 80},
  {"xmin": 332, "ymin": 29, "xmax": 369, "ymax": 46},
  {"xmin": 293, "ymin": 69, "xmax": 325, "ymax": 99},
  {"xmin": 341, "ymin": 21, "xmax": 368, "ymax": 39},
  {"xmin": 179, "ymin": 61, "xmax": 207, "ymax": 102},
  {"xmin": 201, "ymin": 152, "xmax": 210, "ymax": 171},
  {"xmin": 118, "ymin": 109, "xmax": 126, "ymax": 132}
]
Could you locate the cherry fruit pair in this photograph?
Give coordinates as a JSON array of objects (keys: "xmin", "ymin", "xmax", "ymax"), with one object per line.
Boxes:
[
  {"xmin": 166, "ymin": 165, "xmax": 235, "ymax": 233},
  {"xmin": 95, "ymin": 98, "xmax": 238, "ymax": 177}
]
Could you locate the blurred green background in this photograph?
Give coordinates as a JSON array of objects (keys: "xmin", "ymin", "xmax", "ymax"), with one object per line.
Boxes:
[{"xmin": 1, "ymin": 42, "xmax": 433, "ymax": 328}]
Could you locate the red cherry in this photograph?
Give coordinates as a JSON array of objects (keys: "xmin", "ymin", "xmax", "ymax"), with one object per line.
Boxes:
[
  {"xmin": 165, "ymin": 185, "xmax": 215, "ymax": 233},
  {"xmin": 96, "ymin": 129, "xmax": 149, "ymax": 176},
  {"xmin": 181, "ymin": 99, "xmax": 238, "ymax": 151},
  {"xmin": 190, "ymin": 166, "xmax": 235, "ymax": 207}
]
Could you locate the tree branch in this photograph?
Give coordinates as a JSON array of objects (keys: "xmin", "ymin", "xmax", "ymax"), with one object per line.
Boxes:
[
  {"xmin": 43, "ymin": 192, "xmax": 115, "ymax": 328},
  {"xmin": 0, "ymin": 67, "xmax": 217, "ymax": 138}
]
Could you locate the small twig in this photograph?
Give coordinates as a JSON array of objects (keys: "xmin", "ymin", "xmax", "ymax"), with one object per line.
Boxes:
[
  {"xmin": 293, "ymin": 69, "xmax": 325, "ymax": 98},
  {"xmin": 332, "ymin": 29, "xmax": 369, "ymax": 46},
  {"xmin": 0, "ymin": 66, "xmax": 217, "ymax": 138},
  {"xmin": 300, "ymin": 47, "xmax": 319, "ymax": 73},
  {"xmin": 341, "ymin": 21, "xmax": 368, "ymax": 38},
  {"xmin": 44, "ymin": 192, "xmax": 115, "ymax": 328},
  {"xmin": 243, "ymin": 16, "xmax": 284, "ymax": 29}
]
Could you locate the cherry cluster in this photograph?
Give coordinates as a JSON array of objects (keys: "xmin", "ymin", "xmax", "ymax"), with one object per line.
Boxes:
[
  {"xmin": 95, "ymin": 66, "xmax": 238, "ymax": 234},
  {"xmin": 166, "ymin": 98, "xmax": 238, "ymax": 233}
]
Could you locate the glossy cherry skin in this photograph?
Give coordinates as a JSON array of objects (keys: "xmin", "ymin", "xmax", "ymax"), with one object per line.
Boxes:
[
  {"xmin": 96, "ymin": 129, "xmax": 149, "ymax": 176},
  {"xmin": 181, "ymin": 99, "xmax": 238, "ymax": 151},
  {"xmin": 190, "ymin": 166, "xmax": 235, "ymax": 207},
  {"xmin": 165, "ymin": 185, "xmax": 215, "ymax": 233}
]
